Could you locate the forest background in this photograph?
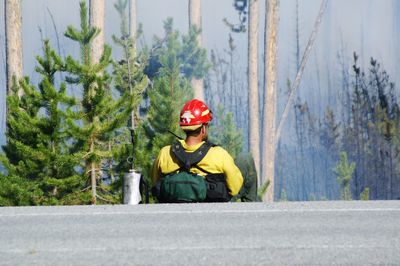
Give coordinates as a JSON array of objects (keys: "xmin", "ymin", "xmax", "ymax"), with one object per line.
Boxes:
[{"xmin": 1, "ymin": 0, "xmax": 400, "ymax": 204}]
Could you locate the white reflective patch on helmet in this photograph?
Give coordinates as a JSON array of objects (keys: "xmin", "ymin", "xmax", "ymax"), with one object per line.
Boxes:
[
  {"xmin": 181, "ymin": 111, "xmax": 194, "ymax": 124},
  {"xmin": 201, "ymin": 109, "xmax": 210, "ymax": 117}
]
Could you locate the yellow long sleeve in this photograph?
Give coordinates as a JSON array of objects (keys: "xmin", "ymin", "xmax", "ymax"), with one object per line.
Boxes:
[{"xmin": 151, "ymin": 140, "xmax": 244, "ymax": 196}]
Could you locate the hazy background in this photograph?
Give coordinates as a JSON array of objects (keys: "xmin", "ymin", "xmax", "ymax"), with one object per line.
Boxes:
[{"xmin": 0, "ymin": 0, "xmax": 398, "ymax": 145}]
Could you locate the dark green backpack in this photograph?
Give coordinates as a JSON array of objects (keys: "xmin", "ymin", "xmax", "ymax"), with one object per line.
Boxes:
[
  {"xmin": 159, "ymin": 171, "xmax": 207, "ymax": 203},
  {"xmin": 156, "ymin": 141, "xmax": 231, "ymax": 203}
]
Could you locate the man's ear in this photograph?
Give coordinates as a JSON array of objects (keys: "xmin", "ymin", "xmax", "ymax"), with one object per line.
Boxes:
[{"xmin": 201, "ymin": 124, "xmax": 206, "ymax": 135}]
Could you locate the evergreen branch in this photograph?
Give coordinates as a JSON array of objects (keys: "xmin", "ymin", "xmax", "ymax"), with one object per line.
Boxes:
[
  {"xmin": 64, "ymin": 55, "xmax": 84, "ymax": 74},
  {"xmin": 257, "ymin": 180, "xmax": 270, "ymax": 200},
  {"xmin": 93, "ymin": 45, "xmax": 113, "ymax": 73},
  {"xmin": 64, "ymin": 26, "xmax": 82, "ymax": 42},
  {"xmin": 80, "ymin": 186, "xmax": 91, "ymax": 192},
  {"xmin": 43, "ymin": 175, "xmax": 82, "ymax": 190},
  {"xmin": 79, "ymin": 1, "xmax": 89, "ymax": 35},
  {"xmin": 84, "ymin": 28, "xmax": 100, "ymax": 46},
  {"xmin": 99, "ymin": 110, "xmax": 132, "ymax": 137},
  {"xmin": 96, "ymin": 193, "xmax": 117, "ymax": 204},
  {"xmin": 65, "ymin": 76, "xmax": 81, "ymax": 84}
]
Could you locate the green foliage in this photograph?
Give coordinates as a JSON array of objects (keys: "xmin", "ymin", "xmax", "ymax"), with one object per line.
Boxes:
[
  {"xmin": 233, "ymin": 152, "xmax": 258, "ymax": 202},
  {"xmin": 113, "ymin": 0, "xmax": 129, "ymax": 39},
  {"xmin": 209, "ymin": 105, "xmax": 243, "ymax": 159},
  {"xmin": 360, "ymin": 187, "xmax": 370, "ymax": 201},
  {"xmin": 0, "ymin": 41, "xmax": 84, "ymax": 205},
  {"xmin": 137, "ymin": 21, "xmax": 194, "ymax": 179},
  {"xmin": 320, "ymin": 108, "xmax": 340, "ymax": 152},
  {"xmin": 135, "ymin": 19, "xmax": 214, "ymax": 180},
  {"xmin": 0, "ymin": 1, "xmax": 142, "ymax": 206},
  {"xmin": 0, "ymin": 4, "xmax": 220, "ymax": 206},
  {"xmin": 257, "ymin": 180, "xmax": 270, "ymax": 200},
  {"xmin": 340, "ymin": 53, "xmax": 400, "ymax": 200},
  {"xmin": 277, "ymin": 52, "xmax": 400, "ymax": 200},
  {"xmin": 144, "ymin": 18, "xmax": 210, "ymax": 80},
  {"xmin": 334, "ymin": 151, "xmax": 355, "ymax": 200},
  {"xmin": 136, "ymin": 20, "xmax": 212, "ymax": 182},
  {"xmin": 0, "ymin": 174, "xmax": 43, "ymax": 206},
  {"xmin": 279, "ymin": 189, "xmax": 288, "ymax": 202},
  {"xmin": 112, "ymin": 0, "xmax": 148, "ymax": 176},
  {"xmin": 63, "ymin": 1, "xmax": 135, "ymax": 204},
  {"xmin": 64, "ymin": 1, "xmax": 99, "ymax": 66},
  {"xmin": 181, "ymin": 26, "xmax": 210, "ymax": 79}
]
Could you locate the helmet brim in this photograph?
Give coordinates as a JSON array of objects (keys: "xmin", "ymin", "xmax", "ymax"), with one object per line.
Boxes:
[{"xmin": 180, "ymin": 124, "xmax": 203, "ymax": 131}]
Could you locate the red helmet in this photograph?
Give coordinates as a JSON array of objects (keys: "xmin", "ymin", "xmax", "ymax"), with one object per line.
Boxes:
[{"xmin": 180, "ymin": 99, "xmax": 213, "ymax": 130}]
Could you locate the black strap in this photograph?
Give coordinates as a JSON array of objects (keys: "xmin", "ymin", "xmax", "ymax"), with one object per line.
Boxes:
[
  {"xmin": 168, "ymin": 141, "xmax": 231, "ymax": 203},
  {"xmin": 171, "ymin": 141, "xmax": 215, "ymax": 171}
]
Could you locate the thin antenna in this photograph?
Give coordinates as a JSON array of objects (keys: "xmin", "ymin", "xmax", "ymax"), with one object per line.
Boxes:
[{"xmin": 167, "ymin": 129, "xmax": 183, "ymax": 140}]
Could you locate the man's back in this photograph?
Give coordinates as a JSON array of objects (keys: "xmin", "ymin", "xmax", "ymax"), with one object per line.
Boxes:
[{"xmin": 151, "ymin": 139, "xmax": 243, "ymax": 196}]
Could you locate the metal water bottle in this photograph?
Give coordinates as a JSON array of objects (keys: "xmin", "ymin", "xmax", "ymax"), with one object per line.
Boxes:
[{"xmin": 123, "ymin": 170, "xmax": 142, "ymax": 205}]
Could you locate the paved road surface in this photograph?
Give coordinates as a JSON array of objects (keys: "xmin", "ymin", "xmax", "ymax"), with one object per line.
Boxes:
[{"xmin": 1, "ymin": 201, "xmax": 399, "ymax": 265}]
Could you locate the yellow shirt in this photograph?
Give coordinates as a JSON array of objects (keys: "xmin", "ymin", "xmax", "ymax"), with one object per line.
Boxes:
[{"xmin": 151, "ymin": 140, "xmax": 244, "ymax": 196}]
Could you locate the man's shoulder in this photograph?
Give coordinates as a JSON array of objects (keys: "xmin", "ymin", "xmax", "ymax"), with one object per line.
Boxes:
[
  {"xmin": 159, "ymin": 145, "xmax": 172, "ymax": 155},
  {"xmin": 208, "ymin": 144, "xmax": 230, "ymax": 156}
]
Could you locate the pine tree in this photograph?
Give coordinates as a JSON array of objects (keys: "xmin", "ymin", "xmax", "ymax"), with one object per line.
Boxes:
[
  {"xmin": 360, "ymin": 187, "xmax": 370, "ymax": 200},
  {"xmin": 63, "ymin": 1, "xmax": 134, "ymax": 204},
  {"xmin": 112, "ymin": 0, "xmax": 148, "ymax": 120},
  {"xmin": 137, "ymin": 19, "xmax": 194, "ymax": 180},
  {"xmin": 181, "ymin": 26, "xmax": 210, "ymax": 82},
  {"xmin": 209, "ymin": 105, "xmax": 243, "ymax": 159},
  {"xmin": 33, "ymin": 41, "xmax": 84, "ymax": 205},
  {"xmin": 0, "ymin": 40, "xmax": 83, "ymax": 205},
  {"xmin": 320, "ymin": 107, "xmax": 340, "ymax": 199},
  {"xmin": 340, "ymin": 54, "xmax": 400, "ymax": 199},
  {"xmin": 112, "ymin": 0, "xmax": 148, "ymax": 175},
  {"xmin": 144, "ymin": 18, "xmax": 209, "ymax": 82},
  {"xmin": 334, "ymin": 151, "xmax": 355, "ymax": 200},
  {"xmin": 0, "ymin": 76, "xmax": 44, "ymax": 205}
]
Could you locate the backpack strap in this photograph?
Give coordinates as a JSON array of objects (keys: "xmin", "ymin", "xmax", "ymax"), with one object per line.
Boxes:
[
  {"xmin": 171, "ymin": 141, "xmax": 215, "ymax": 171},
  {"xmin": 170, "ymin": 141, "xmax": 231, "ymax": 202}
]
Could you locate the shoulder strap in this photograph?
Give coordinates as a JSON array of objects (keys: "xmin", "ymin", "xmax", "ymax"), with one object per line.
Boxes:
[{"xmin": 171, "ymin": 141, "xmax": 215, "ymax": 171}]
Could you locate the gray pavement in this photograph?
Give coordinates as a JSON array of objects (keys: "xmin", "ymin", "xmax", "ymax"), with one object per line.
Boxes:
[{"xmin": 0, "ymin": 201, "xmax": 399, "ymax": 265}]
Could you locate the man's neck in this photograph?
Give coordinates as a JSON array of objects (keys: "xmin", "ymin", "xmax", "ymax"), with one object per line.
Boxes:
[{"xmin": 185, "ymin": 136, "xmax": 203, "ymax": 147}]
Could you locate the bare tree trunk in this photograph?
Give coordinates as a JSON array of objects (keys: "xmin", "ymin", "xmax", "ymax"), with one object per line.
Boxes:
[
  {"xmin": 275, "ymin": 0, "xmax": 328, "ymax": 145},
  {"xmin": 262, "ymin": 0, "xmax": 279, "ymax": 202},
  {"xmin": 248, "ymin": 0, "xmax": 261, "ymax": 184},
  {"xmin": 189, "ymin": 0, "xmax": 202, "ymax": 49},
  {"xmin": 189, "ymin": 0, "xmax": 204, "ymax": 100},
  {"xmin": 129, "ymin": 0, "xmax": 137, "ymax": 55},
  {"xmin": 89, "ymin": 140, "xmax": 97, "ymax": 204},
  {"xmin": 89, "ymin": 0, "xmax": 105, "ymax": 64},
  {"xmin": 5, "ymin": 0, "xmax": 23, "ymax": 97},
  {"xmin": 89, "ymin": 1, "xmax": 104, "ymax": 203}
]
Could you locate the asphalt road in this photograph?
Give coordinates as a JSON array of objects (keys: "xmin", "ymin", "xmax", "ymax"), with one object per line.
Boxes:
[{"xmin": 0, "ymin": 201, "xmax": 399, "ymax": 265}]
